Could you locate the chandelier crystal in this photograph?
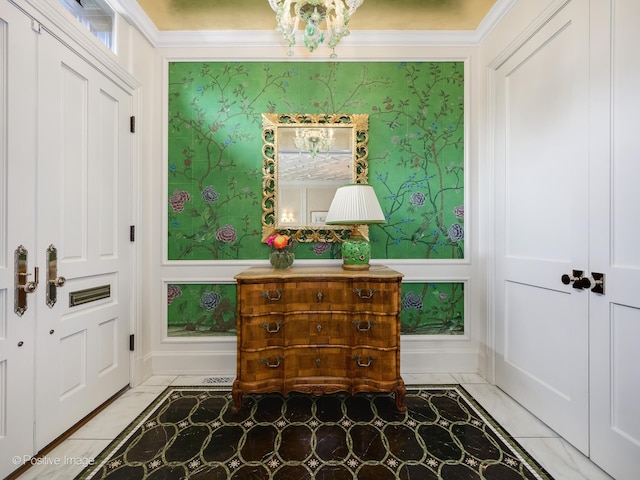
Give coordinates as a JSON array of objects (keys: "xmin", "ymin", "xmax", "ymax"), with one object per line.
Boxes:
[
  {"xmin": 268, "ymin": 0, "xmax": 364, "ymax": 57},
  {"xmin": 294, "ymin": 128, "xmax": 334, "ymax": 157}
]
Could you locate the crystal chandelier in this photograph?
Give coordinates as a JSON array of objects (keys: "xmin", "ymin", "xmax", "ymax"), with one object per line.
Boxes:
[
  {"xmin": 294, "ymin": 128, "xmax": 334, "ymax": 157},
  {"xmin": 268, "ymin": 0, "xmax": 364, "ymax": 57}
]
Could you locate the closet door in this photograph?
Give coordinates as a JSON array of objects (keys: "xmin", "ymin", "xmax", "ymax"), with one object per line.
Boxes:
[
  {"xmin": 588, "ymin": 1, "xmax": 640, "ymax": 478},
  {"xmin": 493, "ymin": 0, "xmax": 591, "ymax": 454},
  {"xmin": 34, "ymin": 25, "xmax": 133, "ymax": 448},
  {"xmin": 0, "ymin": 3, "xmax": 38, "ymax": 476}
]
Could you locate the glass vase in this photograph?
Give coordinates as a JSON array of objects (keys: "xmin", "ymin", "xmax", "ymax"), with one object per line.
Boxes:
[{"xmin": 269, "ymin": 251, "xmax": 294, "ymax": 269}]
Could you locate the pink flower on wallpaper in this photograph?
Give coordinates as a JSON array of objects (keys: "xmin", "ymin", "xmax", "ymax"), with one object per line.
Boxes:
[
  {"xmin": 215, "ymin": 224, "xmax": 237, "ymax": 243},
  {"xmin": 167, "ymin": 285, "xmax": 183, "ymax": 305},
  {"xmin": 453, "ymin": 205, "xmax": 464, "ymax": 218},
  {"xmin": 313, "ymin": 242, "xmax": 331, "ymax": 255},
  {"xmin": 448, "ymin": 223, "xmax": 464, "ymax": 242},
  {"xmin": 402, "ymin": 291, "xmax": 423, "ymax": 310},
  {"xmin": 169, "ymin": 190, "xmax": 191, "ymax": 212}
]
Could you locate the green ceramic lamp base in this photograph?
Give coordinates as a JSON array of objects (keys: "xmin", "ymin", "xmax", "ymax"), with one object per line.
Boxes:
[{"xmin": 340, "ymin": 235, "xmax": 371, "ymax": 270}]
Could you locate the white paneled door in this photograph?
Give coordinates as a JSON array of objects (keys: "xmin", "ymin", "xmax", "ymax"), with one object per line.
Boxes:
[
  {"xmin": 494, "ymin": 0, "xmax": 590, "ymax": 454},
  {"xmin": 588, "ymin": 2, "xmax": 640, "ymax": 479},
  {"xmin": 34, "ymin": 18, "xmax": 132, "ymax": 449},
  {"xmin": 0, "ymin": 2, "xmax": 133, "ymax": 476},
  {"xmin": 494, "ymin": 0, "xmax": 640, "ymax": 478},
  {"xmin": 0, "ymin": 3, "xmax": 38, "ymax": 474}
]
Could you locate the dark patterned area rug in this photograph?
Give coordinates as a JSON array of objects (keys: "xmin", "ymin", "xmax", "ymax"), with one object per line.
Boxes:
[{"xmin": 75, "ymin": 385, "xmax": 553, "ymax": 480}]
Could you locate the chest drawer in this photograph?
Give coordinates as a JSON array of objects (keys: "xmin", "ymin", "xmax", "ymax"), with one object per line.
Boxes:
[
  {"xmin": 351, "ymin": 280, "xmax": 400, "ymax": 313},
  {"xmin": 239, "ymin": 315, "xmax": 285, "ymax": 350},
  {"xmin": 237, "ymin": 281, "xmax": 285, "ymax": 314},
  {"xmin": 285, "ymin": 280, "xmax": 352, "ymax": 312},
  {"xmin": 284, "ymin": 313, "xmax": 352, "ymax": 346},
  {"xmin": 351, "ymin": 314, "xmax": 398, "ymax": 348},
  {"xmin": 238, "ymin": 348, "xmax": 285, "ymax": 382},
  {"xmin": 351, "ymin": 348, "xmax": 398, "ymax": 382},
  {"xmin": 285, "ymin": 346, "xmax": 351, "ymax": 379}
]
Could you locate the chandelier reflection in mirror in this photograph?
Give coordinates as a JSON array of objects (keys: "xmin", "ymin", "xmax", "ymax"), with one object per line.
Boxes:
[
  {"xmin": 294, "ymin": 128, "xmax": 334, "ymax": 157},
  {"xmin": 268, "ymin": 0, "xmax": 364, "ymax": 57}
]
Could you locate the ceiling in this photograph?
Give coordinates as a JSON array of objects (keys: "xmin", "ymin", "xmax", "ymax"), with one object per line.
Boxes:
[{"xmin": 133, "ymin": 0, "xmax": 498, "ymax": 32}]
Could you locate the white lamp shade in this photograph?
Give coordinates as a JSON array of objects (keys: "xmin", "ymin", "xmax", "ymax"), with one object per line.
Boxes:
[{"xmin": 325, "ymin": 184, "xmax": 386, "ymax": 225}]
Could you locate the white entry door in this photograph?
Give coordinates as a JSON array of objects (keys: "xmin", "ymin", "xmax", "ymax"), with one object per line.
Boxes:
[
  {"xmin": 493, "ymin": 0, "xmax": 591, "ymax": 454},
  {"xmin": 0, "ymin": 3, "xmax": 38, "ymax": 475},
  {"xmin": 33, "ymin": 21, "xmax": 133, "ymax": 448}
]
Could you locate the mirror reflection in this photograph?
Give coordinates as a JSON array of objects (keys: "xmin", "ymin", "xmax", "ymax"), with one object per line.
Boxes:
[
  {"xmin": 277, "ymin": 126, "xmax": 353, "ymax": 227},
  {"xmin": 261, "ymin": 113, "xmax": 369, "ymax": 242}
]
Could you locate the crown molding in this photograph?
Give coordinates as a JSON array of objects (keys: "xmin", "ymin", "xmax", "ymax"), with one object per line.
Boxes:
[{"xmin": 110, "ymin": 0, "xmax": 517, "ymax": 50}]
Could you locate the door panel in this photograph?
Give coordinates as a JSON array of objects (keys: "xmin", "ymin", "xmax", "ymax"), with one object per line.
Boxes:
[
  {"xmin": 0, "ymin": 4, "xmax": 37, "ymax": 477},
  {"xmin": 505, "ymin": 283, "xmax": 577, "ymax": 396},
  {"xmin": 34, "ymin": 27, "xmax": 131, "ymax": 449},
  {"xmin": 494, "ymin": 0, "xmax": 590, "ymax": 454},
  {"xmin": 589, "ymin": 2, "xmax": 640, "ymax": 477}
]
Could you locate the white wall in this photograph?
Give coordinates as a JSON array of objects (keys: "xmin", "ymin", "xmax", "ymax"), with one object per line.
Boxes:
[
  {"xmin": 140, "ymin": 42, "xmax": 484, "ymax": 380},
  {"xmin": 116, "ymin": 20, "xmax": 158, "ymax": 387},
  {"xmin": 28, "ymin": 0, "xmax": 523, "ymax": 384}
]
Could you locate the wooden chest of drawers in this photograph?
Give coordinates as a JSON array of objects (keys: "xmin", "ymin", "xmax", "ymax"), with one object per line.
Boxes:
[{"xmin": 232, "ymin": 265, "xmax": 406, "ymax": 412}]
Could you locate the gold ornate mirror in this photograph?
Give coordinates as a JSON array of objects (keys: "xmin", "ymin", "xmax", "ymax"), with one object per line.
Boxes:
[{"xmin": 261, "ymin": 113, "xmax": 369, "ymax": 242}]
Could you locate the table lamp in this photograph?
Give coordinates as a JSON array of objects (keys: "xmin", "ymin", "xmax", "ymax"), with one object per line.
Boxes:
[{"xmin": 325, "ymin": 184, "xmax": 386, "ymax": 270}]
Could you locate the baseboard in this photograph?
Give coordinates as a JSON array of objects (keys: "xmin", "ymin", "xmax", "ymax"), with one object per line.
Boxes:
[{"xmin": 148, "ymin": 348, "xmax": 479, "ymax": 377}]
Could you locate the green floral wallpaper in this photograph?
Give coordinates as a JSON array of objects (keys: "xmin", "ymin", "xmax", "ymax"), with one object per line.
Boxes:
[
  {"xmin": 168, "ymin": 61, "xmax": 464, "ymax": 261},
  {"xmin": 167, "ymin": 61, "xmax": 465, "ymax": 336},
  {"xmin": 167, "ymin": 282, "xmax": 464, "ymax": 337},
  {"xmin": 167, "ymin": 283, "xmax": 238, "ymax": 336},
  {"xmin": 401, "ymin": 282, "xmax": 464, "ymax": 335}
]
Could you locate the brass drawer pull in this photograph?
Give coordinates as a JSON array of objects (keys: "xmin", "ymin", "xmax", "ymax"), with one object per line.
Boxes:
[
  {"xmin": 316, "ymin": 324, "xmax": 322, "ymax": 332},
  {"xmin": 260, "ymin": 356, "xmax": 284, "ymax": 368},
  {"xmin": 260, "ymin": 289, "xmax": 283, "ymax": 301},
  {"xmin": 316, "ymin": 358, "xmax": 321, "ymax": 367},
  {"xmin": 353, "ymin": 288, "xmax": 377, "ymax": 299},
  {"xmin": 317, "ymin": 292, "xmax": 323, "ymax": 302},
  {"xmin": 260, "ymin": 321, "xmax": 283, "ymax": 333},
  {"xmin": 352, "ymin": 320, "xmax": 375, "ymax": 332},
  {"xmin": 353, "ymin": 355, "xmax": 376, "ymax": 367}
]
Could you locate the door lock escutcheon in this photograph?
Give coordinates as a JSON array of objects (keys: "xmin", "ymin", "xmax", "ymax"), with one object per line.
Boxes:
[
  {"xmin": 590, "ymin": 272, "xmax": 605, "ymax": 295},
  {"xmin": 14, "ymin": 245, "xmax": 39, "ymax": 316},
  {"xmin": 46, "ymin": 244, "xmax": 66, "ymax": 308}
]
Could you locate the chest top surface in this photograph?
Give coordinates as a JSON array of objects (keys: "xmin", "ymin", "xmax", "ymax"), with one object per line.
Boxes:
[{"xmin": 234, "ymin": 265, "xmax": 403, "ymax": 282}]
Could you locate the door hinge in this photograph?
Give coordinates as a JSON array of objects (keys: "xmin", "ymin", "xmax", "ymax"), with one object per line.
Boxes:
[
  {"xmin": 31, "ymin": 20, "xmax": 42, "ymax": 34},
  {"xmin": 129, "ymin": 334, "xmax": 135, "ymax": 351},
  {"xmin": 130, "ymin": 225, "xmax": 135, "ymax": 242},
  {"xmin": 130, "ymin": 116, "xmax": 136, "ymax": 133}
]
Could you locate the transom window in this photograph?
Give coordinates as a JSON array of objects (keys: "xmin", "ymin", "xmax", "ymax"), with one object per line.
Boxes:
[{"xmin": 58, "ymin": 0, "xmax": 115, "ymax": 51}]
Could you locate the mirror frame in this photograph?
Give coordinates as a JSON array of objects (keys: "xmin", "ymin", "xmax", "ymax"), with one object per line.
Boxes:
[{"xmin": 261, "ymin": 113, "xmax": 369, "ymax": 242}]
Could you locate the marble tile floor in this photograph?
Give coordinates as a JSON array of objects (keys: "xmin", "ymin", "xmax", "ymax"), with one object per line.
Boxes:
[{"xmin": 10, "ymin": 374, "xmax": 614, "ymax": 480}]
